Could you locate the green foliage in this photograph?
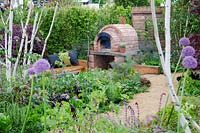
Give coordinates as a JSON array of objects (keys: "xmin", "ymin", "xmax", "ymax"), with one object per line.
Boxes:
[
  {"xmin": 0, "ymin": 113, "xmax": 11, "ymax": 132},
  {"xmin": 0, "ymin": 102, "xmax": 43, "ymax": 133},
  {"xmin": 160, "ymin": 97, "xmax": 200, "ymax": 132},
  {"xmin": 105, "ymin": 82, "xmax": 122, "ymax": 103},
  {"xmin": 44, "ymin": 68, "xmax": 145, "ymax": 111},
  {"xmin": 136, "ymin": 52, "xmax": 160, "ymax": 66},
  {"xmin": 115, "ymin": 0, "xmax": 150, "ymax": 7},
  {"xmin": 114, "ymin": 0, "xmax": 163, "ymax": 7},
  {"xmin": 45, "ymin": 102, "xmax": 134, "ymax": 133},
  {"xmin": 45, "ymin": 102, "xmax": 73, "ymax": 131},
  {"xmin": 39, "ymin": 5, "xmax": 132, "ymax": 56},
  {"xmin": 183, "ymin": 76, "xmax": 200, "ymax": 96}
]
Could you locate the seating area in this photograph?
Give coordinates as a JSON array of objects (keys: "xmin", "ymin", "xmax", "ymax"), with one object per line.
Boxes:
[
  {"xmin": 51, "ymin": 59, "xmax": 87, "ymax": 73},
  {"xmin": 46, "ymin": 50, "xmax": 87, "ymax": 73}
]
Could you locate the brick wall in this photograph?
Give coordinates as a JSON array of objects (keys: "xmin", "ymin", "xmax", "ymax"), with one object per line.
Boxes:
[{"xmin": 132, "ymin": 6, "xmax": 165, "ymax": 48}]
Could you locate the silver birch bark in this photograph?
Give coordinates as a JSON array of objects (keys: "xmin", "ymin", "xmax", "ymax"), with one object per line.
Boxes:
[
  {"xmin": 41, "ymin": 2, "xmax": 58, "ymax": 57},
  {"xmin": 164, "ymin": 1, "xmax": 191, "ymax": 132},
  {"xmin": 27, "ymin": 12, "xmax": 39, "ymax": 65},
  {"xmin": 7, "ymin": 0, "xmax": 14, "ymax": 81},
  {"xmin": 23, "ymin": 34, "xmax": 28, "ymax": 65},
  {"xmin": 150, "ymin": 0, "xmax": 165, "ymax": 74}
]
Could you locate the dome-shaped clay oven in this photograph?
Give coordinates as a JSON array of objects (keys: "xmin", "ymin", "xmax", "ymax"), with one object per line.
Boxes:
[{"xmin": 93, "ymin": 24, "xmax": 139, "ymax": 53}]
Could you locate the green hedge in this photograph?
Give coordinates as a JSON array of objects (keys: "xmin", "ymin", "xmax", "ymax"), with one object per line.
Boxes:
[{"xmin": 39, "ymin": 6, "xmax": 132, "ymax": 56}]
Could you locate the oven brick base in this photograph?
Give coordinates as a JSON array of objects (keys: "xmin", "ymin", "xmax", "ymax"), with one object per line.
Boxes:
[{"xmin": 89, "ymin": 55, "xmax": 126, "ymax": 69}]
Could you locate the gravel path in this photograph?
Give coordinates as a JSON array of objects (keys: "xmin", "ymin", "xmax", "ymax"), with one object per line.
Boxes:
[{"xmin": 106, "ymin": 73, "xmax": 180, "ymax": 123}]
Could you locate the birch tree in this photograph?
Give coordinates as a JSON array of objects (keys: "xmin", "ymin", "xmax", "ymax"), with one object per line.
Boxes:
[{"xmin": 151, "ymin": 0, "xmax": 200, "ymax": 132}]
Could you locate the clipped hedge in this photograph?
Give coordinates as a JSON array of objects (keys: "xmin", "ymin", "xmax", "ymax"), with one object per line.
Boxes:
[{"xmin": 39, "ymin": 6, "xmax": 132, "ymax": 56}]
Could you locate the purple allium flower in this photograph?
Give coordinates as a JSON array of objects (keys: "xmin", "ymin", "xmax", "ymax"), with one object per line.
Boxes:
[
  {"xmin": 182, "ymin": 56, "xmax": 198, "ymax": 69},
  {"xmin": 181, "ymin": 46, "xmax": 195, "ymax": 57},
  {"xmin": 25, "ymin": 67, "xmax": 36, "ymax": 75},
  {"xmin": 179, "ymin": 37, "xmax": 190, "ymax": 46},
  {"xmin": 32, "ymin": 59, "xmax": 50, "ymax": 73}
]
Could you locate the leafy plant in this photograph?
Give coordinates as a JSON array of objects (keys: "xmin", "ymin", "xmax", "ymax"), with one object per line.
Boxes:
[
  {"xmin": 119, "ymin": 42, "xmax": 126, "ymax": 48},
  {"xmin": 183, "ymin": 76, "xmax": 200, "ymax": 96},
  {"xmin": 0, "ymin": 113, "xmax": 11, "ymax": 132},
  {"xmin": 160, "ymin": 97, "xmax": 200, "ymax": 132}
]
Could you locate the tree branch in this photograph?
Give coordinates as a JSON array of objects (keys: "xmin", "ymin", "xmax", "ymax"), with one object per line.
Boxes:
[
  {"xmin": 150, "ymin": 0, "xmax": 165, "ymax": 74},
  {"xmin": 41, "ymin": 2, "xmax": 58, "ymax": 57}
]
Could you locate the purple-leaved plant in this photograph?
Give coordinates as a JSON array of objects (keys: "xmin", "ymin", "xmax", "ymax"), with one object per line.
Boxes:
[
  {"xmin": 182, "ymin": 56, "xmax": 198, "ymax": 69},
  {"xmin": 181, "ymin": 46, "xmax": 195, "ymax": 57},
  {"xmin": 0, "ymin": 24, "xmax": 44, "ymax": 57},
  {"xmin": 189, "ymin": 34, "xmax": 200, "ymax": 70}
]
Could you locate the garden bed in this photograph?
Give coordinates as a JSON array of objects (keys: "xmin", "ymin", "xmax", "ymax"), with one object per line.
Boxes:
[{"xmin": 134, "ymin": 64, "xmax": 161, "ymax": 74}]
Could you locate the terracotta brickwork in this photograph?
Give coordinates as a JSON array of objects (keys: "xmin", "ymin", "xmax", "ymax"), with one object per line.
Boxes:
[{"xmin": 93, "ymin": 24, "xmax": 138, "ymax": 53}]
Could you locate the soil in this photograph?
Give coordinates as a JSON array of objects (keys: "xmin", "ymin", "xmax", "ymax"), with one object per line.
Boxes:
[{"xmin": 105, "ymin": 73, "xmax": 181, "ymax": 123}]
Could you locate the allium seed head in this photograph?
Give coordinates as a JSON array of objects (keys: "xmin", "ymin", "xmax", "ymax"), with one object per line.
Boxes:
[
  {"xmin": 179, "ymin": 37, "xmax": 190, "ymax": 46},
  {"xmin": 182, "ymin": 56, "xmax": 198, "ymax": 69},
  {"xmin": 32, "ymin": 59, "xmax": 50, "ymax": 73},
  {"xmin": 181, "ymin": 46, "xmax": 195, "ymax": 57}
]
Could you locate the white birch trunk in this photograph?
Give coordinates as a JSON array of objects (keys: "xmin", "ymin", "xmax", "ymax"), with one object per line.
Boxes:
[
  {"xmin": 1, "ymin": 13, "xmax": 9, "ymax": 80},
  {"xmin": 12, "ymin": 6, "xmax": 32, "ymax": 76},
  {"xmin": 7, "ymin": 0, "xmax": 14, "ymax": 81},
  {"xmin": 150, "ymin": 0, "xmax": 166, "ymax": 74},
  {"xmin": 164, "ymin": 0, "xmax": 191, "ymax": 132},
  {"xmin": 5, "ymin": 27, "xmax": 8, "ymax": 80},
  {"xmin": 22, "ymin": 34, "xmax": 28, "ymax": 65},
  {"xmin": 165, "ymin": 0, "xmax": 171, "ymax": 74},
  {"xmin": 27, "ymin": 12, "xmax": 39, "ymax": 65},
  {"xmin": 41, "ymin": 3, "xmax": 58, "ymax": 57}
]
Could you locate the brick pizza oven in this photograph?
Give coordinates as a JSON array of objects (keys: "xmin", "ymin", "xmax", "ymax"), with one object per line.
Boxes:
[{"xmin": 89, "ymin": 24, "xmax": 139, "ymax": 69}]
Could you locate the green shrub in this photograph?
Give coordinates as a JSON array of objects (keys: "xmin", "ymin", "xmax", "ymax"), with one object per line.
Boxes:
[{"xmin": 183, "ymin": 76, "xmax": 200, "ymax": 96}]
